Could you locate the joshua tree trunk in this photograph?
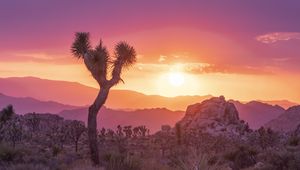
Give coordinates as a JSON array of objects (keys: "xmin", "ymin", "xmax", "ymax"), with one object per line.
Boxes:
[
  {"xmin": 88, "ymin": 87, "xmax": 109, "ymax": 165},
  {"xmin": 71, "ymin": 32, "xmax": 136, "ymax": 166}
]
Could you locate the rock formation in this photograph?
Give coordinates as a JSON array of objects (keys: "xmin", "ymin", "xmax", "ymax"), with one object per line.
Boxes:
[{"xmin": 177, "ymin": 96, "xmax": 249, "ymax": 135}]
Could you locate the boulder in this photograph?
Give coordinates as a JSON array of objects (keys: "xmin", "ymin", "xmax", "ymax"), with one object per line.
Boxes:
[{"xmin": 178, "ymin": 96, "xmax": 240, "ymax": 130}]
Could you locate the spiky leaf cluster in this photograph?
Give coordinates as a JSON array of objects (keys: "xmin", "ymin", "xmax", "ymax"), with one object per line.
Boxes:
[
  {"xmin": 71, "ymin": 32, "xmax": 91, "ymax": 58},
  {"xmin": 71, "ymin": 32, "xmax": 136, "ymax": 87}
]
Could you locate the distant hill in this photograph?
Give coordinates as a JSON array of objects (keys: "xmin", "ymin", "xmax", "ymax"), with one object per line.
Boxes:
[
  {"xmin": 0, "ymin": 93, "xmax": 78, "ymax": 114},
  {"xmin": 0, "ymin": 77, "xmax": 212, "ymax": 110},
  {"xmin": 265, "ymin": 105, "xmax": 300, "ymax": 132},
  {"xmin": 59, "ymin": 107, "xmax": 184, "ymax": 133},
  {"xmin": 258, "ymin": 100, "xmax": 298, "ymax": 109},
  {"xmin": 0, "ymin": 77, "xmax": 97, "ymax": 106},
  {"xmin": 230, "ymin": 100, "xmax": 285, "ymax": 129},
  {"xmin": 0, "ymin": 77, "xmax": 298, "ymax": 111},
  {"xmin": 0, "ymin": 91, "xmax": 289, "ymax": 132}
]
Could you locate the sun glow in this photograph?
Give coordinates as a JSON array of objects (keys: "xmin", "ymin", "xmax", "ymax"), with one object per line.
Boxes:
[{"xmin": 168, "ymin": 72, "xmax": 185, "ymax": 87}]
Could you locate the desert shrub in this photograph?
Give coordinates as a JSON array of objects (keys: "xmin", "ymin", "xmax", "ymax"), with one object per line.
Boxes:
[
  {"xmin": 288, "ymin": 135, "xmax": 300, "ymax": 146},
  {"xmin": 224, "ymin": 146, "xmax": 257, "ymax": 169},
  {"xmin": 2, "ymin": 163, "xmax": 50, "ymax": 170},
  {"xmin": 259, "ymin": 149, "xmax": 300, "ymax": 170},
  {"xmin": 0, "ymin": 143, "xmax": 24, "ymax": 162},
  {"xmin": 52, "ymin": 146, "xmax": 62, "ymax": 157},
  {"xmin": 140, "ymin": 158, "xmax": 172, "ymax": 170},
  {"xmin": 103, "ymin": 153, "xmax": 141, "ymax": 170},
  {"xmin": 67, "ymin": 159, "xmax": 106, "ymax": 170},
  {"xmin": 168, "ymin": 147, "xmax": 219, "ymax": 170}
]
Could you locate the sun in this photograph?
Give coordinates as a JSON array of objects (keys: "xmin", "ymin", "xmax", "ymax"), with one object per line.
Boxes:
[{"xmin": 168, "ymin": 72, "xmax": 185, "ymax": 87}]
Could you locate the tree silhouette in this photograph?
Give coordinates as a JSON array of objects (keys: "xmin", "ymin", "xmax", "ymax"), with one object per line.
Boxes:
[
  {"xmin": 0, "ymin": 105, "xmax": 15, "ymax": 123},
  {"xmin": 66, "ymin": 120, "xmax": 86, "ymax": 152},
  {"xmin": 71, "ymin": 32, "xmax": 136, "ymax": 165},
  {"xmin": 25, "ymin": 112, "xmax": 40, "ymax": 138},
  {"xmin": 0, "ymin": 105, "xmax": 15, "ymax": 141}
]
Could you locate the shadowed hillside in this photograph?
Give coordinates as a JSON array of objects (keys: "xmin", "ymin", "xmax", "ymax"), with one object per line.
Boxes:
[
  {"xmin": 265, "ymin": 105, "xmax": 300, "ymax": 132},
  {"xmin": 59, "ymin": 107, "xmax": 184, "ymax": 133},
  {"xmin": 0, "ymin": 93, "xmax": 78, "ymax": 114},
  {"xmin": 230, "ymin": 100, "xmax": 285, "ymax": 129},
  {"xmin": 0, "ymin": 77, "xmax": 212, "ymax": 110}
]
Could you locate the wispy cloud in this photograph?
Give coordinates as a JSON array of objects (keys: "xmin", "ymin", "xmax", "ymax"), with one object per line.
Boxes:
[
  {"xmin": 134, "ymin": 62, "xmax": 271, "ymax": 75},
  {"xmin": 0, "ymin": 51, "xmax": 72, "ymax": 65},
  {"xmin": 256, "ymin": 32, "xmax": 300, "ymax": 44},
  {"xmin": 158, "ymin": 55, "xmax": 167, "ymax": 62}
]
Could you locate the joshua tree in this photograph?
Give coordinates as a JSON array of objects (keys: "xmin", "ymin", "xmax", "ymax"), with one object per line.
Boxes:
[
  {"xmin": 25, "ymin": 112, "xmax": 40, "ymax": 138},
  {"xmin": 116, "ymin": 125, "xmax": 124, "ymax": 137},
  {"xmin": 66, "ymin": 120, "xmax": 86, "ymax": 152},
  {"xmin": 139, "ymin": 125, "xmax": 148, "ymax": 137},
  {"xmin": 133, "ymin": 126, "xmax": 139, "ymax": 137},
  {"xmin": 0, "ymin": 105, "xmax": 15, "ymax": 123},
  {"xmin": 175, "ymin": 123, "xmax": 182, "ymax": 145},
  {"xmin": 0, "ymin": 105, "xmax": 15, "ymax": 141},
  {"xmin": 71, "ymin": 32, "xmax": 136, "ymax": 165},
  {"xmin": 123, "ymin": 126, "xmax": 133, "ymax": 138},
  {"xmin": 3, "ymin": 117, "xmax": 23, "ymax": 148}
]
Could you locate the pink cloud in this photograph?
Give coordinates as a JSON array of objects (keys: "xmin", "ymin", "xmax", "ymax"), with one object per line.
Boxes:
[{"xmin": 256, "ymin": 32, "xmax": 300, "ymax": 44}]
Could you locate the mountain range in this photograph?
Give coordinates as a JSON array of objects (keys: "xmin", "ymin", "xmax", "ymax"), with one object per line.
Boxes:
[
  {"xmin": 0, "ymin": 76, "xmax": 299, "ymax": 132},
  {"xmin": 59, "ymin": 107, "xmax": 184, "ymax": 133},
  {"xmin": 229, "ymin": 100, "xmax": 285, "ymax": 129},
  {"xmin": 0, "ymin": 89, "xmax": 289, "ymax": 132},
  {"xmin": 265, "ymin": 105, "xmax": 300, "ymax": 132},
  {"xmin": 0, "ymin": 93, "xmax": 78, "ymax": 114},
  {"xmin": 0, "ymin": 77, "xmax": 297, "ymax": 110}
]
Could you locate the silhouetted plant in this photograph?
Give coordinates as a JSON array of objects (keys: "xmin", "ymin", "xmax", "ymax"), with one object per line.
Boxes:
[
  {"xmin": 256, "ymin": 127, "xmax": 278, "ymax": 149},
  {"xmin": 100, "ymin": 128, "xmax": 106, "ymax": 137},
  {"xmin": 123, "ymin": 126, "xmax": 133, "ymax": 138},
  {"xmin": 288, "ymin": 134, "xmax": 300, "ymax": 146},
  {"xmin": 0, "ymin": 143, "xmax": 23, "ymax": 162},
  {"xmin": 133, "ymin": 127, "xmax": 139, "ymax": 138},
  {"xmin": 0, "ymin": 105, "xmax": 15, "ymax": 142},
  {"xmin": 66, "ymin": 120, "xmax": 86, "ymax": 152},
  {"xmin": 175, "ymin": 123, "xmax": 182, "ymax": 145},
  {"xmin": 116, "ymin": 125, "xmax": 124, "ymax": 137},
  {"xmin": 261, "ymin": 149, "xmax": 300, "ymax": 170},
  {"xmin": 104, "ymin": 153, "xmax": 141, "ymax": 170},
  {"xmin": 107, "ymin": 129, "xmax": 115, "ymax": 138},
  {"xmin": 3, "ymin": 117, "xmax": 24, "ymax": 148},
  {"xmin": 138, "ymin": 126, "xmax": 148, "ymax": 137},
  {"xmin": 224, "ymin": 145, "xmax": 257, "ymax": 169},
  {"xmin": 71, "ymin": 32, "xmax": 136, "ymax": 165},
  {"xmin": 46, "ymin": 122, "xmax": 68, "ymax": 150},
  {"xmin": 0, "ymin": 105, "xmax": 15, "ymax": 123},
  {"xmin": 25, "ymin": 112, "xmax": 40, "ymax": 138}
]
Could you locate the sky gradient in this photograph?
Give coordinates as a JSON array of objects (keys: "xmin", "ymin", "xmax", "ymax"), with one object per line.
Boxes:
[{"xmin": 1, "ymin": 0, "xmax": 300, "ymax": 102}]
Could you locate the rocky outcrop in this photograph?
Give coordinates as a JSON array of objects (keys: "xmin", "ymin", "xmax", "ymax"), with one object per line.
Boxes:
[
  {"xmin": 177, "ymin": 96, "xmax": 249, "ymax": 135},
  {"xmin": 265, "ymin": 105, "xmax": 300, "ymax": 132},
  {"xmin": 178, "ymin": 96, "xmax": 239, "ymax": 127}
]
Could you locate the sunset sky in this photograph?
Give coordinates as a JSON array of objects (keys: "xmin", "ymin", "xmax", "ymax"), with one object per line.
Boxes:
[{"xmin": 1, "ymin": 0, "xmax": 300, "ymax": 102}]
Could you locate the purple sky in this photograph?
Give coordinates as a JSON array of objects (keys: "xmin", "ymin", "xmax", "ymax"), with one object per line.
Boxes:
[
  {"xmin": 1, "ymin": 0, "xmax": 300, "ymax": 72},
  {"xmin": 0, "ymin": 0, "xmax": 300, "ymax": 101}
]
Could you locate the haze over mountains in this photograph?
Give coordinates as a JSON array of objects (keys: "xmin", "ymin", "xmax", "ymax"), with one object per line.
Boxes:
[
  {"xmin": 0, "ymin": 77, "xmax": 298, "ymax": 110},
  {"xmin": 0, "ymin": 77, "xmax": 212, "ymax": 111},
  {"xmin": 265, "ymin": 105, "xmax": 300, "ymax": 132},
  {"xmin": 1, "ymin": 76, "xmax": 298, "ymax": 132},
  {"xmin": 0, "ymin": 93, "xmax": 78, "ymax": 114},
  {"xmin": 230, "ymin": 100, "xmax": 285, "ymax": 129},
  {"xmin": 59, "ymin": 107, "xmax": 184, "ymax": 133}
]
